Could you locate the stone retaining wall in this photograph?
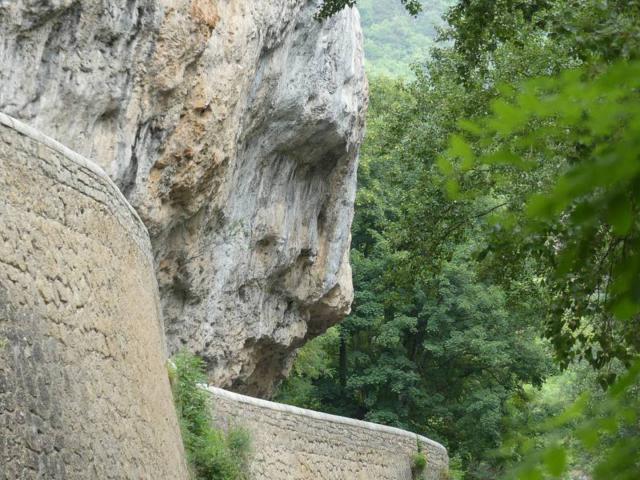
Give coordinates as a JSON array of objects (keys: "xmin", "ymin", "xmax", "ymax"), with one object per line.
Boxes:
[
  {"xmin": 0, "ymin": 114, "xmax": 188, "ymax": 480},
  {"xmin": 209, "ymin": 386, "xmax": 449, "ymax": 480}
]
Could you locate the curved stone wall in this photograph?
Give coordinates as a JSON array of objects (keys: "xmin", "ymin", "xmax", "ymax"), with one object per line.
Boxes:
[
  {"xmin": 0, "ymin": 114, "xmax": 188, "ymax": 479},
  {"xmin": 208, "ymin": 387, "xmax": 449, "ymax": 480}
]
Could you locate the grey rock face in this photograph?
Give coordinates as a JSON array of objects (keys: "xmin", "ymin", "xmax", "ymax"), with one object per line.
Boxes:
[{"xmin": 0, "ymin": 0, "xmax": 367, "ymax": 394}]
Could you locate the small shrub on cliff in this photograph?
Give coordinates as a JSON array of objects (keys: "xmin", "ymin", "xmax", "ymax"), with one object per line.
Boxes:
[
  {"xmin": 170, "ymin": 351, "xmax": 251, "ymax": 480},
  {"xmin": 412, "ymin": 452, "xmax": 427, "ymax": 473},
  {"xmin": 411, "ymin": 439, "xmax": 428, "ymax": 479}
]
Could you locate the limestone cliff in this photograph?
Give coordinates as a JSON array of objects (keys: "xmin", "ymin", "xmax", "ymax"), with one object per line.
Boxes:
[{"xmin": 0, "ymin": 0, "xmax": 367, "ymax": 394}]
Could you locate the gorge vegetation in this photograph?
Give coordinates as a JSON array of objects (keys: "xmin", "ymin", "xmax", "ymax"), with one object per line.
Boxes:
[
  {"xmin": 357, "ymin": 0, "xmax": 456, "ymax": 77},
  {"xmin": 280, "ymin": 1, "xmax": 640, "ymax": 478},
  {"xmin": 170, "ymin": 352, "xmax": 252, "ymax": 480}
]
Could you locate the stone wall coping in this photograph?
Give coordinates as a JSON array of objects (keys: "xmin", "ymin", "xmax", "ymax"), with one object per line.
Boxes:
[
  {"xmin": 0, "ymin": 112, "xmax": 144, "ymax": 229},
  {"xmin": 206, "ymin": 385, "xmax": 447, "ymax": 455}
]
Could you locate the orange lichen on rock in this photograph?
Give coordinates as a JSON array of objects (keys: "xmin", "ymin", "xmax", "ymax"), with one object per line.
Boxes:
[{"xmin": 191, "ymin": 0, "xmax": 220, "ymax": 30}]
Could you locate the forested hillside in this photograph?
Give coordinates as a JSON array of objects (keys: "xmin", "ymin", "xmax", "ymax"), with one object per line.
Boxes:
[
  {"xmin": 280, "ymin": 1, "xmax": 640, "ymax": 479},
  {"xmin": 358, "ymin": 0, "xmax": 455, "ymax": 77}
]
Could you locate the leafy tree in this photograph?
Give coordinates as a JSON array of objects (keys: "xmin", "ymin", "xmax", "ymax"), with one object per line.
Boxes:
[
  {"xmin": 357, "ymin": 0, "xmax": 456, "ymax": 78},
  {"xmin": 501, "ymin": 359, "xmax": 640, "ymax": 480},
  {"xmin": 280, "ymin": 2, "xmax": 640, "ymax": 479},
  {"xmin": 443, "ymin": 0, "xmax": 640, "ymax": 74},
  {"xmin": 317, "ymin": 0, "xmax": 423, "ymax": 19},
  {"xmin": 276, "ymin": 78, "xmax": 550, "ymax": 477},
  {"xmin": 442, "ymin": 60, "xmax": 640, "ymax": 376},
  {"xmin": 439, "ymin": 57, "xmax": 640, "ymax": 480},
  {"xmin": 395, "ymin": 0, "xmax": 640, "ymax": 378}
]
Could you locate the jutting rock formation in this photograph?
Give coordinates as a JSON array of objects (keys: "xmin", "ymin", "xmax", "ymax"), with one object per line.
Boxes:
[{"xmin": 0, "ymin": 0, "xmax": 367, "ymax": 395}]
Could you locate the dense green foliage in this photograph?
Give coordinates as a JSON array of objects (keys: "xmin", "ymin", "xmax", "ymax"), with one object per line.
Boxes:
[
  {"xmin": 170, "ymin": 352, "xmax": 251, "ymax": 480},
  {"xmin": 318, "ymin": 0, "xmax": 422, "ymax": 20},
  {"xmin": 279, "ymin": 0, "xmax": 640, "ymax": 479},
  {"xmin": 443, "ymin": 60, "xmax": 640, "ymax": 376},
  {"xmin": 358, "ymin": 0, "xmax": 455, "ymax": 77},
  {"xmin": 440, "ymin": 54, "xmax": 640, "ymax": 480},
  {"xmin": 273, "ymin": 72, "xmax": 551, "ymax": 475},
  {"xmin": 277, "ymin": 75, "xmax": 551, "ymax": 478},
  {"xmin": 502, "ymin": 359, "xmax": 640, "ymax": 480},
  {"xmin": 396, "ymin": 0, "xmax": 640, "ymax": 380}
]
